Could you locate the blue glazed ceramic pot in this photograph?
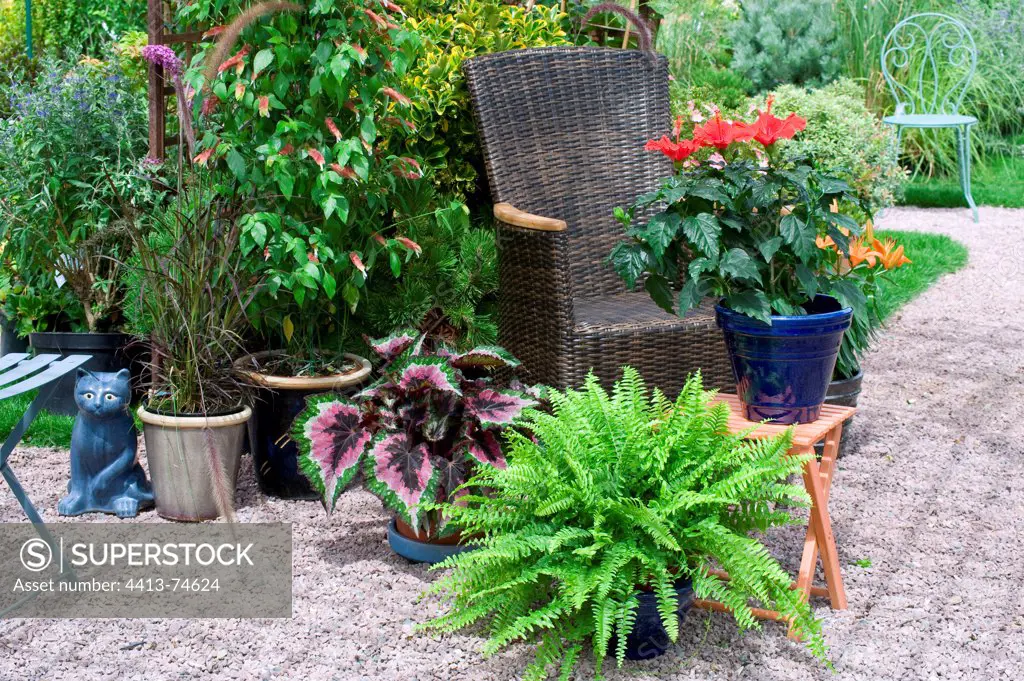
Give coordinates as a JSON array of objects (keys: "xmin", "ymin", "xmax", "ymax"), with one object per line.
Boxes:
[{"xmin": 715, "ymin": 296, "xmax": 852, "ymax": 425}]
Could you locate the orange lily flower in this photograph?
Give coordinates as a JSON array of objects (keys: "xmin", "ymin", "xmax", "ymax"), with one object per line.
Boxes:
[
  {"xmin": 847, "ymin": 238, "xmax": 879, "ymax": 267},
  {"xmin": 872, "ymin": 237, "xmax": 912, "ymax": 269}
]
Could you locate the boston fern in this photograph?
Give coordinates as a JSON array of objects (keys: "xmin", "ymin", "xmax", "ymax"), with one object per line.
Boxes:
[
  {"xmin": 291, "ymin": 330, "xmax": 539, "ymax": 533},
  {"xmin": 422, "ymin": 369, "xmax": 826, "ymax": 679},
  {"xmin": 610, "ymin": 101, "xmax": 874, "ymax": 324}
]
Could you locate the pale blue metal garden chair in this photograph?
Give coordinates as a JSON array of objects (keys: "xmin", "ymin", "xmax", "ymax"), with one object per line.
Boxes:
[{"xmin": 881, "ymin": 13, "xmax": 979, "ymax": 222}]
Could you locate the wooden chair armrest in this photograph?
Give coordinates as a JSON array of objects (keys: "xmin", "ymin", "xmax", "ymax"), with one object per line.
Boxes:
[{"xmin": 493, "ymin": 203, "xmax": 567, "ymax": 232}]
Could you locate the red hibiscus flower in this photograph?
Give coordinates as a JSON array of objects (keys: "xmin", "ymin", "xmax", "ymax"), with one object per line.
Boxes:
[
  {"xmin": 644, "ymin": 135, "xmax": 700, "ymax": 162},
  {"xmin": 692, "ymin": 114, "xmax": 753, "ymax": 150},
  {"xmin": 749, "ymin": 96, "xmax": 806, "ymax": 147}
]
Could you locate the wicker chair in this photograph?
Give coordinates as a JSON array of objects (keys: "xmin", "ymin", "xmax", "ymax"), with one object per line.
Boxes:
[{"xmin": 463, "ymin": 47, "xmax": 733, "ymax": 396}]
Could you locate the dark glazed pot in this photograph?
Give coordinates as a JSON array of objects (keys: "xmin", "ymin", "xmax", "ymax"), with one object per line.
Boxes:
[
  {"xmin": 610, "ymin": 580, "xmax": 695, "ymax": 661},
  {"xmin": 815, "ymin": 370, "xmax": 863, "ymax": 458},
  {"xmin": 236, "ymin": 352, "xmax": 372, "ymax": 500},
  {"xmin": 0, "ymin": 313, "xmax": 28, "ymax": 356},
  {"xmin": 29, "ymin": 332, "xmax": 137, "ymax": 416},
  {"xmin": 716, "ymin": 296, "xmax": 853, "ymax": 425}
]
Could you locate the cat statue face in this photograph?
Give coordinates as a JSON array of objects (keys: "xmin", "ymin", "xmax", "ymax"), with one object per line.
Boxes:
[{"xmin": 74, "ymin": 369, "xmax": 132, "ymax": 418}]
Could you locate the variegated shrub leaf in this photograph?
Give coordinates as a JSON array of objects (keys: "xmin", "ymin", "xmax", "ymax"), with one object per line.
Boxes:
[
  {"xmin": 464, "ymin": 388, "xmax": 537, "ymax": 426},
  {"xmin": 465, "ymin": 427, "xmax": 506, "ymax": 469},
  {"xmin": 449, "ymin": 345, "xmax": 522, "ymax": 370},
  {"xmin": 366, "ymin": 329, "xmax": 419, "ymax": 362},
  {"xmin": 397, "ymin": 356, "xmax": 462, "ymax": 395},
  {"xmin": 292, "ymin": 394, "xmax": 372, "ymax": 511},
  {"xmin": 364, "ymin": 432, "xmax": 440, "ymax": 532}
]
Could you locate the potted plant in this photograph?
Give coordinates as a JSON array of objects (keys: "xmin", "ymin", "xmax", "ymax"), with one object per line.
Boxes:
[
  {"xmin": 610, "ymin": 98, "xmax": 906, "ymax": 423},
  {"xmin": 0, "ymin": 55, "xmax": 161, "ymax": 414},
  {"xmin": 421, "ymin": 369, "xmax": 826, "ymax": 677},
  {"xmin": 123, "ymin": 179, "xmax": 259, "ymax": 521},
  {"xmin": 177, "ymin": 0, "xmax": 426, "ymax": 496},
  {"xmin": 290, "ymin": 330, "xmax": 539, "ymax": 562}
]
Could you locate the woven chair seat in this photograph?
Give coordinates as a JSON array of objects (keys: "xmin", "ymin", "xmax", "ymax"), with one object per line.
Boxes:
[{"xmin": 573, "ymin": 293, "xmax": 716, "ymax": 335}]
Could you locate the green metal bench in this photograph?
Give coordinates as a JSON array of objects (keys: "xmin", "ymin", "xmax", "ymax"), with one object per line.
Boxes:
[{"xmin": 882, "ymin": 12, "xmax": 979, "ymax": 222}]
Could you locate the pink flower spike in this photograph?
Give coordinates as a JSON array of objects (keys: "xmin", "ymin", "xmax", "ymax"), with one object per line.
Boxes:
[
  {"xmin": 307, "ymin": 148, "xmax": 325, "ymax": 169},
  {"xmin": 326, "ymin": 117, "xmax": 342, "ymax": 142},
  {"xmin": 258, "ymin": 96, "xmax": 269, "ymax": 117},
  {"xmin": 350, "ymin": 252, "xmax": 366, "ymax": 275}
]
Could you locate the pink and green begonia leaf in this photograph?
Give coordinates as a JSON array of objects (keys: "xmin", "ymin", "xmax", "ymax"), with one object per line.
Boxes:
[
  {"xmin": 397, "ymin": 356, "xmax": 463, "ymax": 395},
  {"xmin": 367, "ymin": 329, "xmax": 419, "ymax": 362},
  {"xmin": 448, "ymin": 345, "xmax": 522, "ymax": 370},
  {"xmin": 364, "ymin": 432, "xmax": 440, "ymax": 532},
  {"xmin": 464, "ymin": 388, "xmax": 537, "ymax": 427},
  {"xmin": 465, "ymin": 427, "xmax": 507, "ymax": 469},
  {"xmin": 292, "ymin": 394, "xmax": 372, "ymax": 512}
]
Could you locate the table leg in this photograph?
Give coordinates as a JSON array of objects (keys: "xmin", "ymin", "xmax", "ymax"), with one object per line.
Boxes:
[{"xmin": 796, "ymin": 428, "xmax": 847, "ymax": 610}]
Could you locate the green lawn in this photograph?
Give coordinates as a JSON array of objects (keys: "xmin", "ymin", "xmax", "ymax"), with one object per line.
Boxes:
[
  {"xmin": 873, "ymin": 229, "xmax": 969, "ymax": 321},
  {"xmin": 0, "ymin": 393, "xmax": 75, "ymax": 449},
  {"xmin": 902, "ymin": 154, "xmax": 1024, "ymax": 209}
]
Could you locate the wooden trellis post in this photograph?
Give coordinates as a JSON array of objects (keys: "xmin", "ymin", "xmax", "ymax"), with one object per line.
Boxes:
[{"xmin": 147, "ymin": 0, "xmax": 204, "ymax": 160}]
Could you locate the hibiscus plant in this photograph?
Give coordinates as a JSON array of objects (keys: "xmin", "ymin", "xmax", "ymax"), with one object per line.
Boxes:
[
  {"xmin": 290, "ymin": 330, "xmax": 540, "ymax": 533},
  {"xmin": 610, "ymin": 97, "xmax": 908, "ymax": 325}
]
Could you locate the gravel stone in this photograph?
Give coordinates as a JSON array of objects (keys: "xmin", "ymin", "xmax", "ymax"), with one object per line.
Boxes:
[{"xmin": 0, "ymin": 206, "xmax": 1021, "ymax": 679}]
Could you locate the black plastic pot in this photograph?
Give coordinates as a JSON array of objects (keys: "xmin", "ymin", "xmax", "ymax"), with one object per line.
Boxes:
[
  {"xmin": 609, "ymin": 580, "xmax": 695, "ymax": 661},
  {"xmin": 0, "ymin": 313, "xmax": 28, "ymax": 356},
  {"xmin": 29, "ymin": 332, "xmax": 137, "ymax": 416},
  {"xmin": 815, "ymin": 370, "xmax": 863, "ymax": 459},
  {"xmin": 237, "ymin": 352, "xmax": 372, "ymax": 500}
]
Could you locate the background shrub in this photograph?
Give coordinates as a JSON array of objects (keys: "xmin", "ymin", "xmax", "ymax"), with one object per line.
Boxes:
[
  {"xmin": 729, "ymin": 0, "xmax": 841, "ymax": 92},
  {"xmin": 0, "ymin": 0, "xmax": 143, "ymax": 66},
  {"xmin": 401, "ymin": 0, "xmax": 570, "ymax": 201},
  {"xmin": 652, "ymin": 0, "xmax": 736, "ymax": 80},
  {"xmin": 767, "ymin": 79, "xmax": 907, "ymax": 214}
]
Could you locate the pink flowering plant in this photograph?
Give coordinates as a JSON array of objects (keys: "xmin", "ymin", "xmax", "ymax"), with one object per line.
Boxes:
[
  {"xmin": 611, "ymin": 98, "xmax": 873, "ymax": 324},
  {"xmin": 290, "ymin": 330, "xmax": 541, "ymax": 533},
  {"xmin": 174, "ymin": 0, "xmax": 427, "ymax": 371}
]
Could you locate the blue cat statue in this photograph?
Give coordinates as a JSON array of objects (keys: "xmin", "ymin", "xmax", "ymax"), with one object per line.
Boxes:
[{"xmin": 57, "ymin": 369, "xmax": 154, "ymax": 518}]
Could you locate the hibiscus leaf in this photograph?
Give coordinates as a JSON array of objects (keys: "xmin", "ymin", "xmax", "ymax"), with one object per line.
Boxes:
[
  {"xmin": 644, "ymin": 274, "xmax": 676, "ymax": 315},
  {"xmin": 292, "ymin": 395, "xmax": 371, "ymax": 512},
  {"xmin": 449, "ymin": 345, "xmax": 521, "ymax": 370},
  {"xmin": 609, "ymin": 242, "xmax": 652, "ymax": 289},
  {"xmin": 465, "ymin": 388, "xmax": 537, "ymax": 427},
  {"xmin": 364, "ymin": 433, "xmax": 440, "ymax": 532},
  {"xmin": 726, "ymin": 290, "xmax": 771, "ymax": 324},
  {"xmin": 639, "ymin": 212, "xmax": 681, "ymax": 260},
  {"xmin": 780, "ymin": 214, "xmax": 816, "ymax": 261},
  {"xmin": 681, "ymin": 213, "xmax": 721, "ymax": 258},
  {"xmin": 757, "ymin": 236, "xmax": 783, "ymax": 262},
  {"xmin": 719, "ymin": 248, "xmax": 762, "ymax": 284},
  {"xmin": 397, "ymin": 356, "xmax": 462, "ymax": 395},
  {"xmin": 795, "ymin": 264, "xmax": 818, "ymax": 301},
  {"xmin": 678, "ymin": 278, "xmax": 708, "ymax": 315}
]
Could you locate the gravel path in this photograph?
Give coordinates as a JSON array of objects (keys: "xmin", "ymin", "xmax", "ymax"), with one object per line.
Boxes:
[{"xmin": 1, "ymin": 206, "xmax": 1022, "ymax": 681}]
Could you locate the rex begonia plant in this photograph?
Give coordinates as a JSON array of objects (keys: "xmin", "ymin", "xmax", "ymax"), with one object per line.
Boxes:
[
  {"xmin": 610, "ymin": 96, "xmax": 908, "ymax": 325},
  {"xmin": 290, "ymin": 330, "xmax": 541, "ymax": 533}
]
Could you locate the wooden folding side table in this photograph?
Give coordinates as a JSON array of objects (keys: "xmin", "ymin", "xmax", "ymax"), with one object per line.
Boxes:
[{"xmin": 693, "ymin": 394, "xmax": 856, "ymax": 637}]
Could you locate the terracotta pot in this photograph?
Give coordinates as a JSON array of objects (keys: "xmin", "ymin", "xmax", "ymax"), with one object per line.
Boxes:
[{"xmin": 234, "ymin": 351, "xmax": 372, "ymax": 499}]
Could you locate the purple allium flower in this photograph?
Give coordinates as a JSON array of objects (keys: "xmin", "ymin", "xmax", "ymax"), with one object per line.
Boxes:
[{"xmin": 141, "ymin": 44, "xmax": 184, "ymax": 77}]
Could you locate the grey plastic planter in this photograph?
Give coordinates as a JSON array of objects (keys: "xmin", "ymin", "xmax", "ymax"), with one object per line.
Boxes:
[{"xmin": 138, "ymin": 405, "xmax": 251, "ymax": 521}]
